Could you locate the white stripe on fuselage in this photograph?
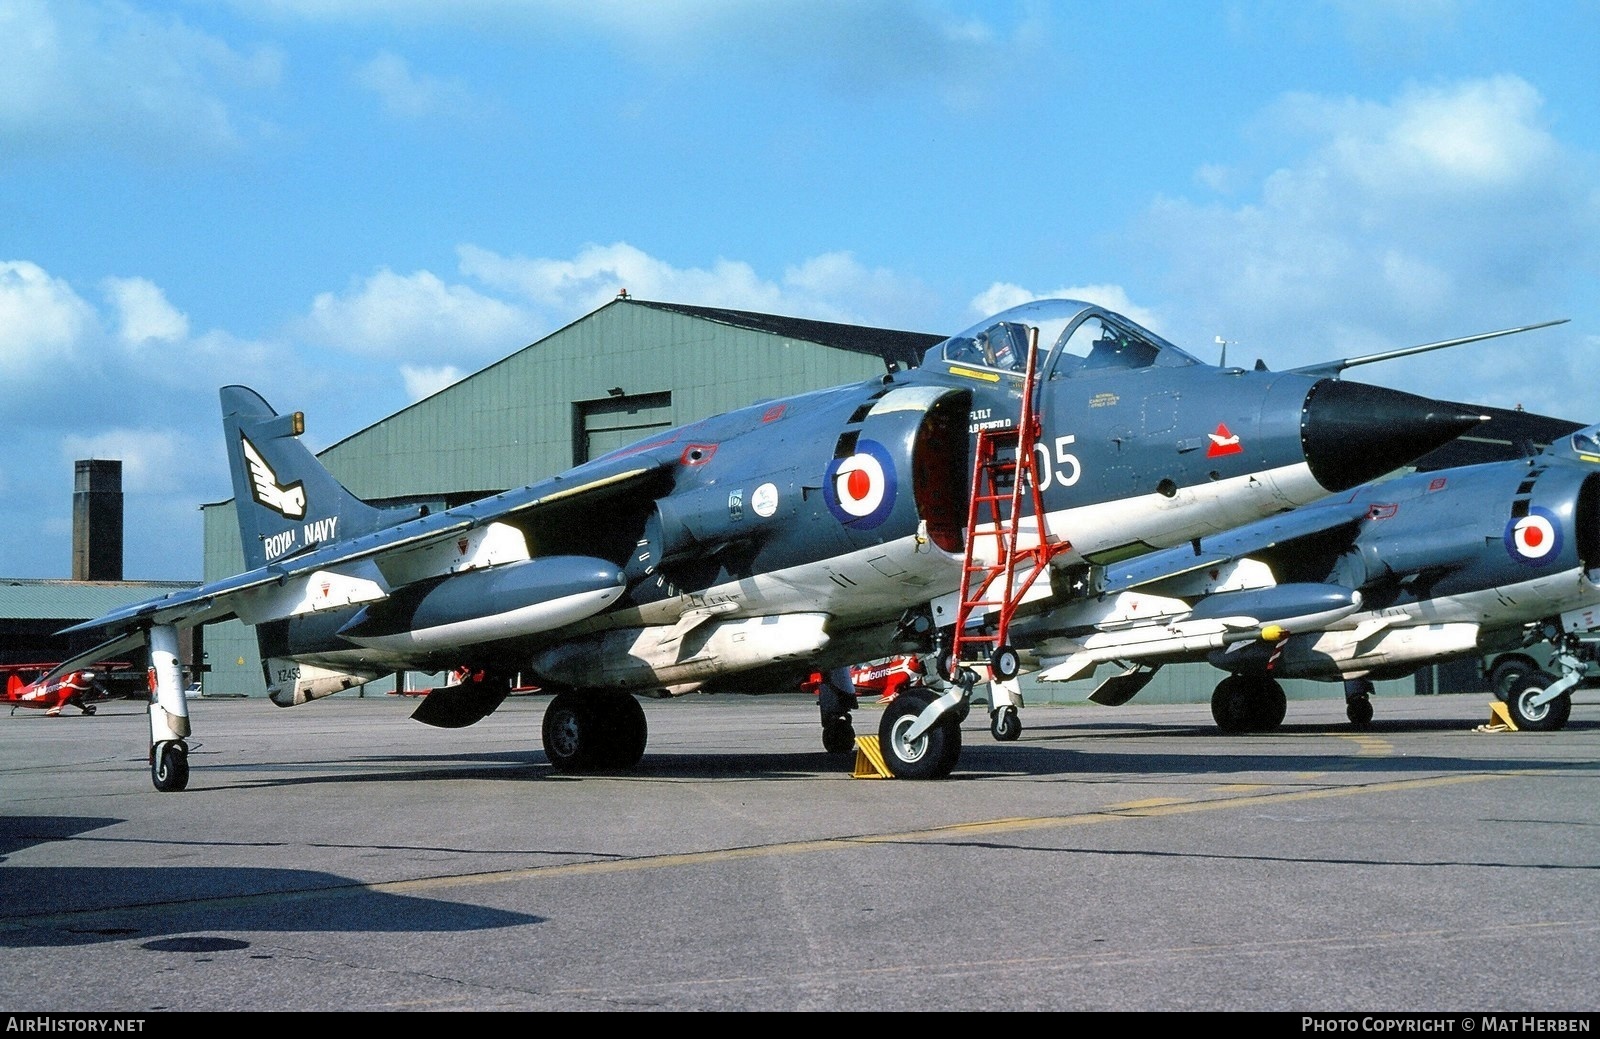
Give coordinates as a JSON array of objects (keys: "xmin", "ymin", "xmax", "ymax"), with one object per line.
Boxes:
[
  {"xmin": 308, "ymin": 461, "xmax": 1331, "ymax": 672},
  {"xmin": 986, "ymin": 461, "xmax": 1326, "ymax": 564}
]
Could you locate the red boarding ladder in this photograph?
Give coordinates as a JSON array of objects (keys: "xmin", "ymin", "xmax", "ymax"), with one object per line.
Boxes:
[{"xmin": 946, "ymin": 328, "xmax": 1071, "ymax": 682}]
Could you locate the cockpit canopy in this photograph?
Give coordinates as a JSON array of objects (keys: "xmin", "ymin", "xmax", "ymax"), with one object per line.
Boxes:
[
  {"xmin": 930, "ymin": 299, "xmax": 1202, "ymax": 378},
  {"xmin": 1567, "ymin": 427, "xmax": 1600, "ymax": 460}
]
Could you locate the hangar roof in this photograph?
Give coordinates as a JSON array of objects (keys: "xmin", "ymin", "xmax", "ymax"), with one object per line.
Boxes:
[
  {"xmin": 0, "ymin": 579, "xmax": 199, "ymax": 621},
  {"xmin": 628, "ymin": 299, "xmax": 942, "ymax": 368}
]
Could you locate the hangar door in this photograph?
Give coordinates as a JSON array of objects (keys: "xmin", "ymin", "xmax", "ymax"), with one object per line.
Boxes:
[{"xmin": 574, "ymin": 391, "xmax": 673, "ymax": 464}]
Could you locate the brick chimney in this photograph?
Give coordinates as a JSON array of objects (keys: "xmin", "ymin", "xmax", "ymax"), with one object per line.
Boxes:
[{"xmin": 72, "ymin": 459, "xmax": 123, "ymax": 581}]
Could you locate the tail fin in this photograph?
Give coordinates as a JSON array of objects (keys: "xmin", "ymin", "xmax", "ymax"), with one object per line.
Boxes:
[
  {"xmin": 6, "ymin": 674, "xmax": 21, "ymax": 697},
  {"xmin": 221, "ymin": 385, "xmax": 418, "ymax": 570}
]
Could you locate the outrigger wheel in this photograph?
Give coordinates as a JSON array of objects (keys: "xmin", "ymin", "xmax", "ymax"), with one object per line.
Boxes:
[
  {"xmin": 990, "ymin": 704, "xmax": 1021, "ymax": 741},
  {"xmin": 821, "ymin": 715, "xmax": 857, "ymax": 755},
  {"xmin": 151, "ymin": 739, "xmax": 190, "ymax": 792}
]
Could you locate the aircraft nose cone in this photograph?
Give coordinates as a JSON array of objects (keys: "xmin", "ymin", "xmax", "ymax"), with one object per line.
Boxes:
[{"xmin": 1302, "ymin": 380, "xmax": 1487, "ymax": 492}]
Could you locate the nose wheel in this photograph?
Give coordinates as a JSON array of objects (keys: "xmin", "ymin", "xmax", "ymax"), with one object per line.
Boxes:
[{"xmin": 877, "ymin": 687, "xmax": 962, "ymax": 779}]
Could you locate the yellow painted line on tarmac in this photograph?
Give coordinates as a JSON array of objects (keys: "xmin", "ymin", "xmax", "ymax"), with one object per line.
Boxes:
[
  {"xmin": 0, "ymin": 771, "xmax": 1511, "ymax": 930},
  {"xmin": 1340, "ymin": 733, "xmax": 1394, "ymax": 756},
  {"xmin": 377, "ymin": 771, "xmax": 1505, "ymax": 895}
]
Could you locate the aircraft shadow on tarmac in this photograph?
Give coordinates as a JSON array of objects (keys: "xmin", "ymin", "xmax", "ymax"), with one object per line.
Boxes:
[
  {"xmin": 46, "ymin": 708, "xmax": 1598, "ymax": 790},
  {"xmin": 0, "ymin": 821, "xmax": 543, "ymax": 950}
]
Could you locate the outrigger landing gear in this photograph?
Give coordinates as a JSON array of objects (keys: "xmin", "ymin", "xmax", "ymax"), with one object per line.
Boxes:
[
  {"xmin": 145, "ymin": 623, "xmax": 192, "ymax": 792},
  {"xmin": 151, "ymin": 739, "xmax": 190, "ymax": 792},
  {"xmin": 1344, "ymin": 677, "xmax": 1375, "ymax": 728},
  {"xmin": 815, "ymin": 666, "xmax": 860, "ymax": 756},
  {"xmin": 988, "ymin": 676, "xmax": 1023, "ymax": 742}
]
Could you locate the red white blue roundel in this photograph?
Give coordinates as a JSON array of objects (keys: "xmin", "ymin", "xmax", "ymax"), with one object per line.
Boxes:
[
  {"xmin": 824, "ymin": 440, "xmax": 897, "ymax": 529},
  {"xmin": 1504, "ymin": 507, "xmax": 1562, "ymax": 566}
]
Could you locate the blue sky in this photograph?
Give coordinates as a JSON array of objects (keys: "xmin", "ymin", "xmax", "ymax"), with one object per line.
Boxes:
[{"xmin": 3, "ymin": 0, "xmax": 1598, "ymax": 581}]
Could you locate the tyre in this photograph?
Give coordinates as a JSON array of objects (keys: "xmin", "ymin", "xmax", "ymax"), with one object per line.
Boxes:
[
  {"xmin": 1490, "ymin": 658, "xmax": 1538, "ymax": 701},
  {"xmin": 595, "ymin": 691, "xmax": 648, "ymax": 769},
  {"xmin": 1346, "ymin": 695, "xmax": 1374, "ymax": 727},
  {"xmin": 151, "ymin": 741, "xmax": 189, "ymax": 792},
  {"xmin": 990, "ymin": 705, "xmax": 1021, "ymax": 742},
  {"xmin": 821, "ymin": 716, "xmax": 857, "ymax": 755},
  {"xmin": 1210, "ymin": 675, "xmax": 1254, "ymax": 734},
  {"xmin": 1251, "ymin": 677, "xmax": 1287, "ymax": 732},
  {"xmin": 542, "ymin": 692, "xmax": 600, "ymax": 771},
  {"xmin": 877, "ymin": 688, "xmax": 960, "ymax": 780},
  {"xmin": 989, "ymin": 645, "xmax": 1020, "ymax": 681},
  {"xmin": 1503, "ymin": 670, "xmax": 1572, "ymax": 731}
]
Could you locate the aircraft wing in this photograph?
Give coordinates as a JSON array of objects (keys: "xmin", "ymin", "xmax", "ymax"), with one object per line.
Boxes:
[
  {"xmin": 1097, "ymin": 498, "xmax": 1374, "ymax": 595},
  {"xmin": 56, "ymin": 460, "xmax": 668, "ymax": 647}
]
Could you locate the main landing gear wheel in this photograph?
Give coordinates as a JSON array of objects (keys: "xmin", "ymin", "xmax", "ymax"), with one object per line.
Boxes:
[
  {"xmin": 1255, "ymin": 677, "xmax": 1288, "ymax": 732},
  {"xmin": 989, "ymin": 645, "xmax": 1020, "ymax": 682},
  {"xmin": 821, "ymin": 715, "xmax": 857, "ymax": 755},
  {"xmin": 1211, "ymin": 674, "xmax": 1286, "ymax": 734},
  {"xmin": 878, "ymin": 687, "xmax": 960, "ymax": 780},
  {"xmin": 1499, "ymin": 668, "xmax": 1573, "ymax": 732},
  {"xmin": 1489, "ymin": 658, "xmax": 1535, "ymax": 695},
  {"xmin": 990, "ymin": 704, "xmax": 1021, "ymax": 742},
  {"xmin": 543, "ymin": 691, "xmax": 649, "ymax": 772},
  {"xmin": 151, "ymin": 740, "xmax": 189, "ymax": 792},
  {"xmin": 594, "ymin": 691, "xmax": 648, "ymax": 768},
  {"xmin": 83, "ymin": 704, "xmax": 97, "ymax": 716}
]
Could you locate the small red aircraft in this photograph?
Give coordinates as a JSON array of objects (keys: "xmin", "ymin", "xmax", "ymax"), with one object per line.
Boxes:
[
  {"xmin": 4, "ymin": 664, "xmax": 114, "ymax": 717},
  {"xmin": 802, "ymin": 654, "xmax": 926, "ymax": 705}
]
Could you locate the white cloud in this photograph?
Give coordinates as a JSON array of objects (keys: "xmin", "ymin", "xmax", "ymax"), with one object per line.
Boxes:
[
  {"xmin": 0, "ymin": 261, "xmax": 96, "ymax": 380},
  {"xmin": 401, "ymin": 364, "xmax": 466, "ymax": 401},
  {"xmin": 1138, "ymin": 74, "xmax": 1600, "ymax": 412},
  {"xmin": 59, "ymin": 428, "xmax": 200, "ymax": 494},
  {"xmin": 352, "ymin": 51, "xmax": 474, "ymax": 118},
  {"xmin": 969, "ymin": 282, "xmax": 1164, "ymax": 334},
  {"xmin": 103, "ymin": 276, "xmax": 190, "ymax": 347},
  {"xmin": 457, "ymin": 242, "xmax": 936, "ymax": 329},
  {"xmin": 0, "ymin": 0, "xmax": 281, "ymax": 160},
  {"xmin": 459, "ymin": 241, "xmax": 773, "ymax": 313},
  {"xmin": 1284, "ymin": 76, "xmax": 1560, "ymax": 197},
  {"xmin": 780, "ymin": 252, "xmax": 934, "ymax": 326},
  {"xmin": 299, "ymin": 267, "xmax": 531, "ymax": 362},
  {"xmin": 226, "ymin": 0, "xmax": 1041, "ymax": 106}
]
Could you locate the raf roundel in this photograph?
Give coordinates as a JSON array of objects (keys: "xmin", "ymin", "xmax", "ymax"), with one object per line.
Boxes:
[
  {"xmin": 824, "ymin": 440, "xmax": 897, "ymax": 530},
  {"xmin": 1504, "ymin": 507, "xmax": 1562, "ymax": 566}
]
